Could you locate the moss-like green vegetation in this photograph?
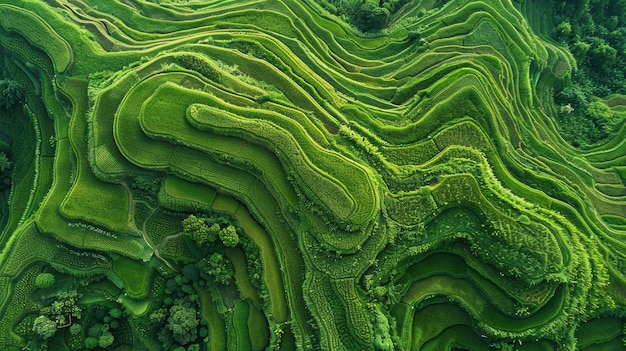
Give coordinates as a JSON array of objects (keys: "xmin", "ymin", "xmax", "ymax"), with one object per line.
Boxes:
[{"xmin": 0, "ymin": 0, "xmax": 625, "ymax": 350}]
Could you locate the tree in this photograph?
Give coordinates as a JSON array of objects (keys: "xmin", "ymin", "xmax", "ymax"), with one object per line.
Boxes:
[
  {"xmin": 32, "ymin": 315, "xmax": 57, "ymax": 340},
  {"xmin": 98, "ymin": 331, "xmax": 115, "ymax": 348},
  {"xmin": 373, "ymin": 310, "xmax": 394, "ymax": 351},
  {"xmin": 589, "ymin": 42, "xmax": 617, "ymax": 68},
  {"xmin": 88, "ymin": 323, "xmax": 105, "ymax": 338},
  {"xmin": 182, "ymin": 264, "xmax": 200, "ymax": 283},
  {"xmin": 183, "ymin": 215, "xmax": 218, "ymax": 244},
  {"xmin": 0, "ymin": 152, "xmax": 11, "ymax": 174},
  {"xmin": 585, "ymin": 101, "xmax": 617, "ymax": 133},
  {"xmin": 150, "ymin": 308, "xmax": 167, "ymax": 323},
  {"xmin": 0, "ymin": 79, "xmax": 24, "ymax": 110},
  {"xmin": 42, "ymin": 291, "xmax": 82, "ymax": 326},
  {"xmin": 207, "ymin": 223, "xmax": 221, "ymax": 242},
  {"xmin": 182, "ymin": 214, "xmax": 204, "ymax": 233},
  {"xmin": 352, "ymin": 3, "xmax": 390, "ymax": 32},
  {"xmin": 555, "ymin": 21, "xmax": 572, "ymax": 39},
  {"xmin": 372, "ymin": 286, "xmax": 387, "ymax": 300},
  {"xmin": 219, "ymin": 225, "xmax": 240, "ymax": 247},
  {"xmin": 131, "ymin": 175, "xmax": 160, "ymax": 193},
  {"xmin": 35, "ymin": 273, "xmax": 56, "ymax": 289},
  {"xmin": 84, "ymin": 336, "xmax": 99, "ymax": 349},
  {"xmin": 204, "ymin": 253, "xmax": 234, "ymax": 285},
  {"xmin": 167, "ymin": 304, "xmax": 199, "ymax": 345},
  {"xmin": 69, "ymin": 323, "xmax": 81, "ymax": 336},
  {"xmin": 109, "ymin": 307, "xmax": 123, "ymax": 319}
]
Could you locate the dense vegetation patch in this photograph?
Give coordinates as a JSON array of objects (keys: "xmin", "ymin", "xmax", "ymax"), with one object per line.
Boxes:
[{"xmin": 551, "ymin": 0, "xmax": 626, "ymax": 147}]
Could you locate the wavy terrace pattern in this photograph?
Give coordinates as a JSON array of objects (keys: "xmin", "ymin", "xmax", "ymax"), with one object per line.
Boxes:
[{"xmin": 0, "ymin": 0, "xmax": 624, "ymax": 350}]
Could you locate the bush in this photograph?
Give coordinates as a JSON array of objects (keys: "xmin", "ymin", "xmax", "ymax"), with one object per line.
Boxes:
[
  {"xmin": 35, "ymin": 273, "xmax": 55, "ymax": 289},
  {"xmin": 0, "ymin": 80, "xmax": 24, "ymax": 110},
  {"xmin": 176, "ymin": 54, "xmax": 221, "ymax": 83}
]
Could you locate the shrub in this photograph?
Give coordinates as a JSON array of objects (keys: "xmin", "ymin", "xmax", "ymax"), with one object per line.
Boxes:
[
  {"xmin": 35, "ymin": 273, "xmax": 55, "ymax": 289},
  {"xmin": 176, "ymin": 54, "xmax": 221, "ymax": 83},
  {"xmin": 517, "ymin": 215, "xmax": 531, "ymax": 225},
  {"xmin": 0, "ymin": 80, "xmax": 24, "ymax": 110}
]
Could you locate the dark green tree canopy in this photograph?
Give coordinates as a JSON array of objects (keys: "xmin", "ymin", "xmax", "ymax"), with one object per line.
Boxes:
[
  {"xmin": 167, "ymin": 304, "xmax": 199, "ymax": 345},
  {"xmin": 0, "ymin": 79, "xmax": 24, "ymax": 110}
]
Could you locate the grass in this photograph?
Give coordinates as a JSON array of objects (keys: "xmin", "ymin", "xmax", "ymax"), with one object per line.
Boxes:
[
  {"xmin": 421, "ymin": 325, "xmax": 490, "ymax": 351},
  {"xmin": 60, "ymin": 179, "xmax": 129, "ymax": 232},
  {"xmin": 61, "ymin": 78, "xmax": 131, "ymax": 232},
  {"xmin": 112, "ymin": 255, "xmax": 152, "ymax": 299},
  {"xmin": 410, "ymin": 302, "xmax": 475, "ymax": 351},
  {"xmin": 576, "ymin": 317, "xmax": 625, "ymax": 349},
  {"xmin": 224, "ymin": 246, "xmax": 261, "ymax": 307},
  {"xmin": 163, "ymin": 175, "xmax": 217, "ymax": 207},
  {"xmin": 248, "ymin": 304, "xmax": 269, "ymax": 351},
  {"xmin": 233, "ymin": 300, "xmax": 252, "ymax": 351},
  {"xmin": 140, "ymin": 80, "xmax": 298, "ymax": 208},
  {"xmin": 198, "ymin": 288, "xmax": 227, "ymax": 351},
  {"xmin": 215, "ymin": 198, "xmax": 288, "ymax": 323},
  {"xmin": 117, "ymin": 294, "xmax": 150, "ymax": 317}
]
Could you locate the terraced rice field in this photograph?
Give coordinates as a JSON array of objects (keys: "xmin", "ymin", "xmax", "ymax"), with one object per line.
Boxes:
[{"xmin": 0, "ymin": 0, "xmax": 625, "ymax": 350}]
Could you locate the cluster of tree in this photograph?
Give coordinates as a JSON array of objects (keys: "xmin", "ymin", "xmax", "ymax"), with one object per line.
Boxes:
[
  {"xmin": 74, "ymin": 304, "xmax": 127, "ymax": 350},
  {"xmin": 32, "ymin": 291, "xmax": 82, "ymax": 342},
  {"xmin": 317, "ymin": 0, "xmax": 412, "ymax": 32},
  {"xmin": 151, "ymin": 271, "xmax": 208, "ymax": 350},
  {"xmin": 147, "ymin": 211, "xmax": 259, "ymax": 350},
  {"xmin": 0, "ymin": 79, "xmax": 24, "ymax": 110},
  {"xmin": 182, "ymin": 214, "xmax": 240, "ymax": 247},
  {"xmin": 551, "ymin": 0, "xmax": 626, "ymax": 147},
  {"xmin": 131, "ymin": 174, "xmax": 161, "ymax": 195},
  {"xmin": 198, "ymin": 252, "xmax": 235, "ymax": 285},
  {"xmin": 372, "ymin": 309, "xmax": 394, "ymax": 351},
  {"xmin": 144, "ymin": 212, "xmax": 266, "ymax": 349},
  {"xmin": 554, "ymin": 98, "xmax": 619, "ymax": 147}
]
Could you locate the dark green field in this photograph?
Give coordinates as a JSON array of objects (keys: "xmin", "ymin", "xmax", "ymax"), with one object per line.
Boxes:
[{"xmin": 0, "ymin": 0, "xmax": 625, "ymax": 350}]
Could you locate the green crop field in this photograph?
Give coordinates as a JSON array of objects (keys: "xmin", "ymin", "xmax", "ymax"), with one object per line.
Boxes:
[{"xmin": 0, "ymin": 0, "xmax": 625, "ymax": 350}]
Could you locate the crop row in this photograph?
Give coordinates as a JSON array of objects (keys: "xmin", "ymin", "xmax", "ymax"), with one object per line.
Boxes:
[
  {"xmin": 137, "ymin": 79, "xmax": 299, "ymax": 209},
  {"xmin": 188, "ymin": 102, "xmax": 379, "ymax": 228},
  {"xmin": 0, "ymin": 5, "xmax": 72, "ymax": 73}
]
